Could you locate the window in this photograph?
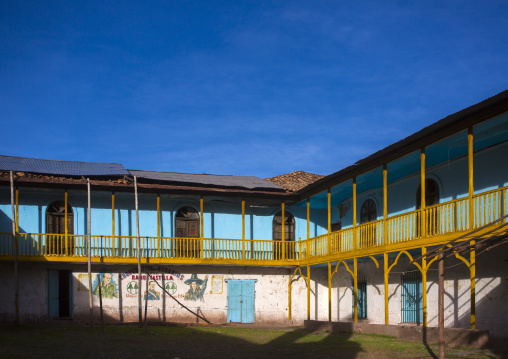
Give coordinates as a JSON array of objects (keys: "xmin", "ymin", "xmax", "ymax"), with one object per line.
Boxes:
[
  {"xmin": 272, "ymin": 211, "xmax": 295, "ymax": 260},
  {"xmin": 359, "ymin": 199, "xmax": 377, "ymax": 248},
  {"xmin": 175, "ymin": 206, "xmax": 200, "ymax": 238},
  {"xmin": 360, "ymin": 199, "xmax": 377, "ymax": 224},
  {"xmin": 174, "ymin": 206, "xmax": 200, "ymax": 258},
  {"xmin": 416, "ymin": 179, "xmax": 440, "ymax": 236},
  {"xmin": 46, "ymin": 201, "xmax": 74, "ymax": 255}
]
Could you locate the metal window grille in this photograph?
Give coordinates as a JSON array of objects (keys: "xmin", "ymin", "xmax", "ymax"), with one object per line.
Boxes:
[
  {"xmin": 352, "ymin": 274, "xmax": 367, "ymax": 319},
  {"xmin": 401, "ymin": 271, "xmax": 423, "ymax": 324}
]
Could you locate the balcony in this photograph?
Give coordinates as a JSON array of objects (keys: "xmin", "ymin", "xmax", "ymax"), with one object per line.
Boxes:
[{"xmin": 1, "ymin": 186, "xmax": 506, "ymax": 266}]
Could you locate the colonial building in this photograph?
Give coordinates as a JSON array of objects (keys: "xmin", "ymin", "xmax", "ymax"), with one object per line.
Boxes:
[{"xmin": 1, "ymin": 90, "xmax": 507, "ymax": 339}]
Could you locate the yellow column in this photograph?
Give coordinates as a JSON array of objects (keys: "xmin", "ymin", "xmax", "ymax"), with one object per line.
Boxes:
[
  {"xmin": 420, "ymin": 148, "xmax": 426, "ymax": 238},
  {"xmin": 65, "ymin": 190, "xmax": 68, "ymax": 256},
  {"xmin": 468, "ymin": 126, "xmax": 474, "ymax": 229},
  {"xmin": 307, "ymin": 265, "xmax": 311, "ymax": 320},
  {"xmin": 157, "ymin": 194, "xmax": 161, "ymax": 258},
  {"xmin": 384, "ymin": 252, "xmax": 389, "ymax": 324},
  {"xmin": 353, "ymin": 178, "xmax": 357, "ymax": 250},
  {"xmin": 112, "ymin": 192, "xmax": 115, "ymax": 257},
  {"xmin": 383, "ymin": 164, "xmax": 388, "ymax": 245},
  {"xmin": 288, "ymin": 274, "xmax": 292, "ymax": 320},
  {"xmin": 327, "ymin": 188, "xmax": 331, "ymax": 254},
  {"xmin": 200, "ymin": 195, "xmax": 204, "ymax": 259},
  {"xmin": 242, "ymin": 199, "xmax": 245, "ymax": 260},
  {"xmin": 307, "ymin": 198, "xmax": 310, "ymax": 239},
  {"xmin": 281, "ymin": 201, "xmax": 285, "ymax": 260},
  {"xmin": 468, "ymin": 126, "xmax": 475, "ymax": 329},
  {"xmin": 353, "ymin": 257, "xmax": 358, "ymax": 323},
  {"xmin": 470, "ymin": 248, "xmax": 476, "ymax": 329},
  {"xmin": 328, "ymin": 262, "xmax": 332, "ymax": 322},
  {"xmin": 422, "ymin": 247, "xmax": 428, "ymax": 327},
  {"xmin": 307, "ymin": 198, "xmax": 310, "ymax": 259}
]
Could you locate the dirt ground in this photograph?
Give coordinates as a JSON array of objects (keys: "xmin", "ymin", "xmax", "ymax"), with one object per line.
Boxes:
[{"xmin": 0, "ymin": 323, "xmax": 506, "ymax": 359}]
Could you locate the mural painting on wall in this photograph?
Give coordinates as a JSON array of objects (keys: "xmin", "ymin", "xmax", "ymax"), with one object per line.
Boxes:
[
  {"xmin": 144, "ymin": 281, "xmax": 161, "ymax": 301},
  {"xmin": 121, "ymin": 266, "xmax": 184, "ymax": 298},
  {"xmin": 184, "ymin": 274, "xmax": 209, "ymax": 302},
  {"xmin": 93, "ymin": 273, "xmax": 119, "ymax": 299}
]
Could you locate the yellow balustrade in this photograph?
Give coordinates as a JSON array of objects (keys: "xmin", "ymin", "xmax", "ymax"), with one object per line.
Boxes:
[{"xmin": 1, "ymin": 186, "xmax": 507, "ymax": 264}]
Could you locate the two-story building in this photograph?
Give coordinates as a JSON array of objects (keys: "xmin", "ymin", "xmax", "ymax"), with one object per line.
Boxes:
[{"xmin": 1, "ymin": 90, "xmax": 507, "ymax": 338}]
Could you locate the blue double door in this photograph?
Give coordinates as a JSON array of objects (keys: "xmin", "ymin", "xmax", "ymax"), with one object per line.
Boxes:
[{"xmin": 227, "ymin": 280, "xmax": 255, "ymax": 323}]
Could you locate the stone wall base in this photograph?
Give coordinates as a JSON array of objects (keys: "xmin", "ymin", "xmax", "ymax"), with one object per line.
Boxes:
[{"xmin": 303, "ymin": 320, "xmax": 491, "ymax": 348}]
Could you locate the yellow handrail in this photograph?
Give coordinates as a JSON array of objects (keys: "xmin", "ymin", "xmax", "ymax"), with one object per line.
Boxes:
[{"xmin": 1, "ymin": 186, "xmax": 507, "ymax": 263}]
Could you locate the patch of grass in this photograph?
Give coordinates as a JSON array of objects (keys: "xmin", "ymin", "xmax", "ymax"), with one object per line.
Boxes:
[{"xmin": 0, "ymin": 325, "xmax": 504, "ymax": 359}]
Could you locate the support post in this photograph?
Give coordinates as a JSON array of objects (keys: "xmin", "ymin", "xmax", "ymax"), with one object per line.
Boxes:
[
  {"xmin": 470, "ymin": 246, "xmax": 476, "ymax": 329},
  {"xmin": 328, "ymin": 262, "xmax": 332, "ymax": 322},
  {"xmin": 384, "ymin": 252, "xmax": 389, "ymax": 324},
  {"xmin": 468, "ymin": 126, "xmax": 474, "ymax": 230},
  {"xmin": 353, "ymin": 178, "xmax": 357, "ymax": 250},
  {"xmin": 112, "ymin": 192, "xmax": 115, "ymax": 254},
  {"xmin": 281, "ymin": 201, "xmax": 285, "ymax": 260},
  {"xmin": 438, "ymin": 252, "xmax": 445, "ymax": 359},
  {"xmin": 468, "ymin": 126, "xmax": 476, "ymax": 329},
  {"xmin": 422, "ymin": 247, "xmax": 428, "ymax": 327},
  {"xmin": 307, "ymin": 198, "xmax": 310, "ymax": 259},
  {"xmin": 200, "ymin": 195, "xmax": 204, "ymax": 259},
  {"xmin": 65, "ymin": 189, "xmax": 68, "ymax": 256},
  {"xmin": 420, "ymin": 148, "xmax": 426, "ymax": 238},
  {"xmin": 383, "ymin": 164, "xmax": 388, "ymax": 245},
  {"xmin": 157, "ymin": 194, "xmax": 161, "ymax": 258},
  {"xmin": 242, "ymin": 199, "xmax": 245, "ymax": 260},
  {"xmin": 353, "ymin": 257, "xmax": 358, "ymax": 323},
  {"xmin": 15, "ymin": 188, "xmax": 19, "ymax": 234},
  {"xmin": 288, "ymin": 273, "xmax": 292, "ymax": 320},
  {"xmin": 10, "ymin": 172, "xmax": 19, "ymax": 326},
  {"xmin": 327, "ymin": 188, "xmax": 331, "ymax": 254},
  {"xmin": 87, "ymin": 179, "xmax": 93, "ymax": 328},
  {"xmin": 134, "ymin": 176, "xmax": 142, "ymax": 327},
  {"xmin": 307, "ymin": 265, "xmax": 311, "ymax": 320},
  {"xmin": 98, "ymin": 274, "xmax": 104, "ymax": 334}
]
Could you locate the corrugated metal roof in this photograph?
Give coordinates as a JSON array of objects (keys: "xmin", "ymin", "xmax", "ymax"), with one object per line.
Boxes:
[
  {"xmin": 129, "ymin": 170, "xmax": 285, "ymax": 190},
  {"xmin": 0, "ymin": 155, "xmax": 129, "ymax": 176}
]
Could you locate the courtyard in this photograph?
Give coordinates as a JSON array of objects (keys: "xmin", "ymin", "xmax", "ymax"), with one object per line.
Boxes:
[{"xmin": 0, "ymin": 324, "xmax": 505, "ymax": 359}]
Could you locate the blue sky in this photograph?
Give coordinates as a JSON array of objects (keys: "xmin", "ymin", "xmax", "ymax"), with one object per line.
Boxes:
[{"xmin": 1, "ymin": 1, "xmax": 507, "ymax": 178}]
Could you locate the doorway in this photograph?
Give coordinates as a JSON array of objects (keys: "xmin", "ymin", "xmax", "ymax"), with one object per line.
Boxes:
[
  {"xmin": 47, "ymin": 270, "xmax": 73, "ymax": 318},
  {"xmin": 227, "ymin": 280, "xmax": 255, "ymax": 323}
]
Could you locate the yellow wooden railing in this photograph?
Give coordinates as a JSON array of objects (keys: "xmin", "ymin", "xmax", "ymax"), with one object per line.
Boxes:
[{"xmin": 1, "ymin": 186, "xmax": 506, "ymax": 264}]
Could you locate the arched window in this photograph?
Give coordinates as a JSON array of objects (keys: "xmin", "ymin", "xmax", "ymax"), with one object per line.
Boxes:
[
  {"xmin": 175, "ymin": 206, "xmax": 200, "ymax": 238},
  {"xmin": 175, "ymin": 206, "xmax": 200, "ymax": 258},
  {"xmin": 46, "ymin": 201, "xmax": 74, "ymax": 235},
  {"xmin": 360, "ymin": 199, "xmax": 377, "ymax": 224},
  {"xmin": 416, "ymin": 179, "xmax": 440, "ymax": 236},
  {"xmin": 272, "ymin": 211, "xmax": 295, "ymax": 260},
  {"xmin": 359, "ymin": 199, "xmax": 377, "ymax": 248},
  {"xmin": 416, "ymin": 179, "xmax": 440, "ymax": 209},
  {"xmin": 46, "ymin": 201, "xmax": 74, "ymax": 255}
]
